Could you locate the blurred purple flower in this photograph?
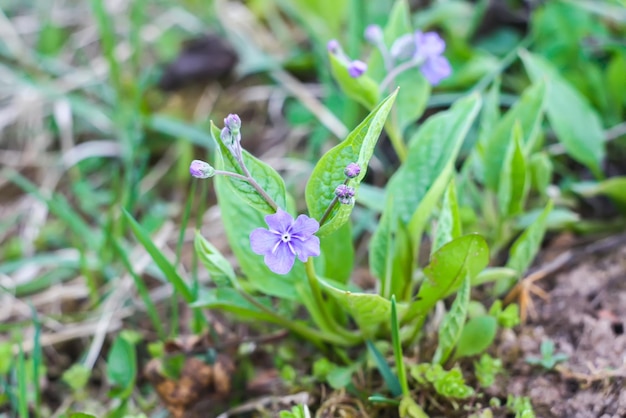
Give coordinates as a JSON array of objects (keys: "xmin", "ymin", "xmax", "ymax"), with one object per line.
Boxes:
[
  {"xmin": 348, "ymin": 60, "xmax": 367, "ymax": 78},
  {"xmin": 327, "ymin": 39, "xmax": 341, "ymax": 54},
  {"xmin": 250, "ymin": 209, "xmax": 320, "ymax": 275},
  {"xmin": 364, "ymin": 24, "xmax": 383, "ymax": 44},
  {"xmin": 414, "ymin": 31, "xmax": 451, "ymax": 85}
]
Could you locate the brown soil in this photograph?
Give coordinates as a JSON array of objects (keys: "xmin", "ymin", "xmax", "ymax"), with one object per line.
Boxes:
[{"xmin": 494, "ymin": 240, "xmax": 626, "ymax": 418}]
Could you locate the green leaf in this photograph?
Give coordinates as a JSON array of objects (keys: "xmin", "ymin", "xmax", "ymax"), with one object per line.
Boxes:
[
  {"xmin": 520, "ymin": 50, "xmax": 605, "ymax": 177},
  {"xmin": 106, "ymin": 336, "xmax": 136, "ymax": 399},
  {"xmin": 433, "ymin": 274, "xmax": 471, "ymax": 364},
  {"xmin": 391, "ymin": 297, "xmax": 409, "ymax": 396},
  {"xmin": 454, "ymin": 315, "xmax": 497, "ymax": 360},
  {"xmin": 370, "ymin": 94, "xmax": 481, "ymax": 284},
  {"xmin": 497, "ymin": 122, "xmax": 528, "ymax": 217},
  {"xmin": 529, "ymin": 152, "xmax": 553, "ymax": 196},
  {"xmin": 318, "ymin": 222, "xmax": 354, "ymax": 283},
  {"xmin": 194, "ymin": 232, "xmax": 236, "ymax": 287},
  {"xmin": 69, "ymin": 414, "xmax": 97, "ymax": 418},
  {"xmin": 405, "ymin": 234, "xmax": 489, "ymax": 322},
  {"xmin": 0, "ymin": 342, "xmax": 12, "ymax": 374},
  {"xmin": 329, "ymin": 52, "xmax": 379, "ymax": 109},
  {"xmin": 366, "ymin": 341, "xmax": 402, "ymax": 397},
  {"xmin": 394, "ymin": 66, "xmax": 430, "ymax": 133},
  {"xmin": 572, "ymin": 177, "xmax": 626, "ymax": 214},
  {"xmin": 305, "ymin": 90, "xmax": 397, "ymax": 236},
  {"xmin": 62, "ymin": 364, "xmax": 91, "ymax": 392},
  {"xmin": 506, "ymin": 200, "xmax": 553, "ymax": 275},
  {"xmin": 123, "ymin": 210, "xmax": 193, "ymax": 302},
  {"xmin": 213, "ymin": 175, "xmax": 305, "ymax": 299},
  {"xmin": 432, "ymin": 179, "xmax": 462, "ymax": 254},
  {"xmin": 399, "ymin": 396, "xmax": 429, "ymax": 418},
  {"xmin": 482, "ymin": 80, "xmax": 546, "ymax": 190},
  {"xmin": 210, "ymin": 122, "xmax": 287, "ymax": 214},
  {"xmin": 327, "ymin": 367, "xmax": 354, "ymax": 389},
  {"xmin": 318, "ymin": 277, "xmax": 405, "ymax": 337}
]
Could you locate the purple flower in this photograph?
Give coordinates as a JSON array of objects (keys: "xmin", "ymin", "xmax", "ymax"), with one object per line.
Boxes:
[
  {"xmin": 413, "ymin": 31, "xmax": 451, "ymax": 85},
  {"xmin": 250, "ymin": 209, "xmax": 320, "ymax": 275},
  {"xmin": 190, "ymin": 160, "xmax": 215, "ymax": 178},
  {"xmin": 348, "ymin": 60, "xmax": 367, "ymax": 78},
  {"xmin": 335, "ymin": 184, "xmax": 355, "ymax": 205},
  {"xmin": 344, "ymin": 163, "xmax": 361, "ymax": 178}
]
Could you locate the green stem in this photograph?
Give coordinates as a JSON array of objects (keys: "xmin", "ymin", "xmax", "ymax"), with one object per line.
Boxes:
[
  {"xmin": 305, "ymin": 260, "xmax": 361, "ymax": 344},
  {"xmin": 237, "ymin": 288, "xmax": 348, "ymax": 348}
]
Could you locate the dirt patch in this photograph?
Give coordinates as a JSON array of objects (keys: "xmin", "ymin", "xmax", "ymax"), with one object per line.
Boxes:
[{"xmin": 496, "ymin": 242, "xmax": 626, "ymax": 417}]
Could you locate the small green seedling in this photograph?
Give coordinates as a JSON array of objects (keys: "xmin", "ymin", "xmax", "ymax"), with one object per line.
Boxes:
[{"xmin": 525, "ymin": 339, "xmax": 568, "ymax": 370}]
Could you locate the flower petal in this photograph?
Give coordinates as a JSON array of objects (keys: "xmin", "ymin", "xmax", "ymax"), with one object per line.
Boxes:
[
  {"xmin": 265, "ymin": 242, "xmax": 296, "ymax": 274},
  {"xmin": 420, "ymin": 55, "xmax": 451, "ymax": 86},
  {"xmin": 291, "ymin": 214, "xmax": 319, "ymax": 238},
  {"xmin": 265, "ymin": 208, "xmax": 293, "ymax": 233},
  {"xmin": 250, "ymin": 228, "xmax": 279, "ymax": 255},
  {"xmin": 414, "ymin": 31, "xmax": 446, "ymax": 59},
  {"xmin": 294, "ymin": 235, "xmax": 320, "ymax": 262}
]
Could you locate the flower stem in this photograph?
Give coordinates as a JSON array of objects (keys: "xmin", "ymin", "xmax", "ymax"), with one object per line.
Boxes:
[
  {"xmin": 379, "ymin": 57, "xmax": 423, "ymax": 93},
  {"xmin": 218, "ymin": 164, "xmax": 279, "ymax": 211},
  {"xmin": 319, "ymin": 195, "xmax": 339, "ymax": 227}
]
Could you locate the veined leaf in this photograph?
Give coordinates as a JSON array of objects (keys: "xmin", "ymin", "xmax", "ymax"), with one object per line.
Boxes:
[
  {"xmin": 521, "ymin": 50, "xmax": 605, "ymax": 177},
  {"xmin": 404, "ymin": 234, "xmax": 489, "ymax": 323},
  {"xmin": 369, "ymin": 94, "xmax": 481, "ymax": 284},
  {"xmin": 306, "ymin": 90, "xmax": 397, "ymax": 237},
  {"xmin": 433, "ymin": 274, "xmax": 471, "ymax": 364},
  {"xmin": 453, "ymin": 316, "xmax": 497, "ymax": 360},
  {"xmin": 194, "ymin": 232, "xmax": 235, "ymax": 288},
  {"xmin": 482, "ymin": 80, "xmax": 546, "ymax": 190},
  {"xmin": 210, "ymin": 122, "xmax": 287, "ymax": 214},
  {"xmin": 497, "ymin": 122, "xmax": 529, "ymax": 217},
  {"xmin": 432, "ymin": 179, "xmax": 462, "ymax": 254}
]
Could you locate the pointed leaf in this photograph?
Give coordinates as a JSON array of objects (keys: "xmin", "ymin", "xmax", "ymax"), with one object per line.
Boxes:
[
  {"xmin": 194, "ymin": 232, "xmax": 235, "ymax": 287},
  {"xmin": 306, "ymin": 90, "xmax": 397, "ymax": 236},
  {"xmin": 433, "ymin": 274, "xmax": 471, "ymax": 364}
]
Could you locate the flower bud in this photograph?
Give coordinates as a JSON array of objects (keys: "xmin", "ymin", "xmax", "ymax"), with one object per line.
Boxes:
[
  {"xmin": 344, "ymin": 163, "xmax": 361, "ymax": 179},
  {"xmin": 348, "ymin": 60, "xmax": 367, "ymax": 78},
  {"xmin": 327, "ymin": 39, "xmax": 341, "ymax": 54},
  {"xmin": 335, "ymin": 184, "xmax": 355, "ymax": 205},
  {"xmin": 364, "ymin": 24, "xmax": 383, "ymax": 44},
  {"xmin": 189, "ymin": 160, "xmax": 215, "ymax": 179},
  {"xmin": 224, "ymin": 114, "xmax": 241, "ymax": 134}
]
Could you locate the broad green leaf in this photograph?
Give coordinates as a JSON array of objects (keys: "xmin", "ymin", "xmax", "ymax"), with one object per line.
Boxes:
[
  {"xmin": 123, "ymin": 210, "xmax": 193, "ymax": 302},
  {"xmin": 497, "ymin": 122, "xmax": 528, "ymax": 217},
  {"xmin": 433, "ymin": 274, "xmax": 471, "ymax": 364},
  {"xmin": 520, "ymin": 51, "xmax": 605, "ymax": 177},
  {"xmin": 194, "ymin": 232, "xmax": 236, "ymax": 288},
  {"xmin": 318, "ymin": 222, "xmax": 354, "ymax": 283},
  {"xmin": 432, "ymin": 179, "xmax": 462, "ymax": 254},
  {"xmin": 529, "ymin": 152, "xmax": 553, "ymax": 196},
  {"xmin": 318, "ymin": 277, "xmax": 406, "ymax": 337},
  {"xmin": 106, "ymin": 336, "xmax": 136, "ymax": 399},
  {"xmin": 482, "ymin": 80, "xmax": 546, "ymax": 190},
  {"xmin": 506, "ymin": 200, "xmax": 553, "ymax": 275},
  {"xmin": 405, "ymin": 234, "xmax": 489, "ymax": 322},
  {"xmin": 394, "ymin": 64, "xmax": 430, "ymax": 133},
  {"xmin": 370, "ymin": 95, "xmax": 481, "ymax": 284},
  {"xmin": 329, "ymin": 52, "xmax": 379, "ymax": 109},
  {"xmin": 214, "ymin": 175, "xmax": 305, "ymax": 299},
  {"xmin": 453, "ymin": 316, "xmax": 497, "ymax": 360},
  {"xmin": 305, "ymin": 90, "xmax": 397, "ymax": 236},
  {"xmin": 210, "ymin": 122, "xmax": 287, "ymax": 214}
]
